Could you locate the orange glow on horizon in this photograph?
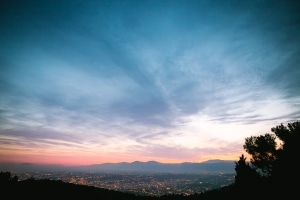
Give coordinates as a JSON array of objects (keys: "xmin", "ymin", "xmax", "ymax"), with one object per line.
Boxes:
[{"xmin": 0, "ymin": 151, "xmax": 248, "ymax": 166}]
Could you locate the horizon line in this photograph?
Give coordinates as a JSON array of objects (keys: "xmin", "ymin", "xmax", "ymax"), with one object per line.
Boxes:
[{"xmin": 0, "ymin": 159, "xmax": 236, "ymax": 167}]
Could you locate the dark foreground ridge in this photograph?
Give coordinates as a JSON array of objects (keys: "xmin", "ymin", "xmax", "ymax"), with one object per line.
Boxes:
[
  {"xmin": 1, "ymin": 177, "xmax": 140, "ymax": 199},
  {"xmin": 0, "ymin": 175, "xmax": 238, "ymax": 200},
  {"xmin": 0, "ymin": 171, "xmax": 290, "ymax": 200}
]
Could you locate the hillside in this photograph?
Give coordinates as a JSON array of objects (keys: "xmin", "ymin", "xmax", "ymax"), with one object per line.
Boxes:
[
  {"xmin": 2, "ymin": 178, "xmax": 144, "ymax": 199},
  {"xmin": 1, "ymin": 175, "xmax": 242, "ymax": 200},
  {"xmin": 2, "ymin": 172, "xmax": 288, "ymax": 200}
]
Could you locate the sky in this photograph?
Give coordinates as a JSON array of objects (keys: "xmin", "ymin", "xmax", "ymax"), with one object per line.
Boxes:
[{"xmin": 0, "ymin": 0, "xmax": 300, "ymax": 166}]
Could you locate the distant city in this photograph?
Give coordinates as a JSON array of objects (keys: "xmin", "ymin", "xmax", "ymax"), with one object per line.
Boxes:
[{"xmin": 14, "ymin": 171, "xmax": 235, "ymax": 196}]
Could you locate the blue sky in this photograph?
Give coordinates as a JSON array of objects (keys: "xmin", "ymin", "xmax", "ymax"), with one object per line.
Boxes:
[{"xmin": 0, "ymin": 0, "xmax": 299, "ymax": 165}]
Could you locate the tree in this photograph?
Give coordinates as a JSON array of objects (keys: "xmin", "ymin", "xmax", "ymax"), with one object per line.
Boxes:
[
  {"xmin": 239, "ymin": 121, "xmax": 300, "ymax": 196},
  {"xmin": 0, "ymin": 171, "xmax": 18, "ymax": 185},
  {"xmin": 0, "ymin": 171, "xmax": 18, "ymax": 194},
  {"xmin": 242, "ymin": 121, "xmax": 300, "ymax": 178},
  {"xmin": 234, "ymin": 154, "xmax": 260, "ymax": 187},
  {"xmin": 270, "ymin": 121, "xmax": 300, "ymax": 182},
  {"xmin": 243, "ymin": 133, "xmax": 277, "ymax": 176}
]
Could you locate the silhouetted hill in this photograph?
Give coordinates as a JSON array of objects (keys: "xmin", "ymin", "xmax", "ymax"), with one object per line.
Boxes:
[
  {"xmin": 0, "ymin": 162, "xmax": 70, "ymax": 172},
  {"xmin": 1, "ymin": 177, "xmax": 240, "ymax": 200},
  {"xmin": 2, "ymin": 178, "xmax": 147, "ymax": 199},
  {"xmin": 74, "ymin": 159, "xmax": 235, "ymax": 173},
  {"xmin": 0, "ymin": 160, "xmax": 235, "ymax": 173},
  {"xmin": 2, "ymin": 173, "xmax": 282, "ymax": 200}
]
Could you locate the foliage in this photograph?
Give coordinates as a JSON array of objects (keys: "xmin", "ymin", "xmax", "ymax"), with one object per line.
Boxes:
[
  {"xmin": 243, "ymin": 133, "xmax": 277, "ymax": 176},
  {"xmin": 236, "ymin": 121, "xmax": 300, "ymax": 197},
  {"xmin": 234, "ymin": 154, "xmax": 260, "ymax": 186},
  {"xmin": 243, "ymin": 121, "xmax": 300, "ymax": 177},
  {"xmin": 0, "ymin": 171, "xmax": 18, "ymax": 185}
]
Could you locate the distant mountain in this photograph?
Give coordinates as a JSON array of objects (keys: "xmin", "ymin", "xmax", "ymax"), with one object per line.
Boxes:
[
  {"xmin": 79, "ymin": 160, "xmax": 235, "ymax": 173},
  {"xmin": 0, "ymin": 162, "xmax": 71, "ymax": 172},
  {"xmin": 0, "ymin": 160, "xmax": 236, "ymax": 174}
]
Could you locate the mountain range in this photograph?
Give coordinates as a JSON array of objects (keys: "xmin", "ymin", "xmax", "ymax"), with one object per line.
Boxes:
[{"xmin": 0, "ymin": 159, "xmax": 235, "ymax": 174}]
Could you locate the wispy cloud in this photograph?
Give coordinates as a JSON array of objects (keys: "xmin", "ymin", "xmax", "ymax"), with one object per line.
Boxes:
[{"xmin": 0, "ymin": 0, "xmax": 299, "ymax": 165}]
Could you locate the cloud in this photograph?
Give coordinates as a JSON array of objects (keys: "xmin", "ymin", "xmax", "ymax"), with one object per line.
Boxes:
[{"xmin": 0, "ymin": 0, "xmax": 299, "ymax": 164}]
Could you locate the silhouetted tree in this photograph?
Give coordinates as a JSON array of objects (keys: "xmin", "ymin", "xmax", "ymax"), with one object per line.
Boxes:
[
  {"xmin": 243, "ymin": 133, "xmax": 277, "ymax": 176},
  {"xmin": 234, "ymin": 154, "xmax": 260, "ymax": 187},
  {"xmin": 0, "ymin": 171, "xmax": 18, "ymax": 185},
  {"xmin": 238, "ymin": 121, "xmax": 300, "ymax": 197},
  {"xmin": 269, "ymin": 121, "xmax": 300, "ymax": 189},
  {"xmin": 0, "ymin": 171, "xmax": 19, "ymax": 197}
]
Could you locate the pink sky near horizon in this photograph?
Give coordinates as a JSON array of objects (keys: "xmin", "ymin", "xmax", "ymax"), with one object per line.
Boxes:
[
  {"xmin": 0, "ymin": 140, "xmax": 250, "ymax": 166},
  {"xmin": 0, "ymin": 118, "xmax": 287, "ymax": 167}
]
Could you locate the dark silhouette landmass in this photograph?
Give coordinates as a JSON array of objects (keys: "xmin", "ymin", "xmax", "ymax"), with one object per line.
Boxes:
[
  {"xmin": 1, "ymin": 175, "xmax": 141, "ymax": 199},
  {"xmin": 0, "ymin": 159, "xmax": 235, "ymax": 173},
  {"xmin": 83, "ymin": 159, "xmax": 235, "ymax": 173},
  {"xmin": 0, "ymin": 172, "xmax": 239, "ymax": 199}
]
